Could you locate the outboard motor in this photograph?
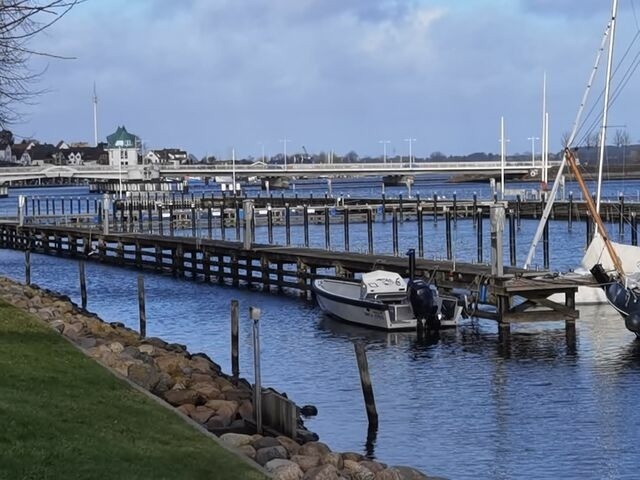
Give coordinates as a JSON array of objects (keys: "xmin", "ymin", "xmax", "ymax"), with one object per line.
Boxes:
[
  {"xmin": 406, "ymin": 249, "xmax": 440, "ymax": 331},
  {"xmin": 590, "ymin": 264, "xmax": 611, "ymax": 286}
]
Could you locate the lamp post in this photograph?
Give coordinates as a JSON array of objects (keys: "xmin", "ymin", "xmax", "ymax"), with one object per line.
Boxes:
[
  {"xmin": 499, "ymin": 117, "xmax": 510, "ymax": 200},
  {"xmin": 279, "ymin": 138, "xmax": 290, "ymax": 169},
  {"xmin": 527, "ymin": 136, "xmax": 539, "ymax": 167},
  {"xmin": 231, "ymin": 148, "xmax": 237, "ymax": 195},
  {"xmin": 404, "ymin": 138, "xmax": 416, "ymax": 168},
  {"xmin": 378, "ymin": 140, "xmax": 390, "ymax": 164}
]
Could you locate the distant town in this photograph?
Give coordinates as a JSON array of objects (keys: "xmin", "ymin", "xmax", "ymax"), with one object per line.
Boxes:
[{"xmin": 1, "ymin": 125, "xmax": 639, "ymax": 173}]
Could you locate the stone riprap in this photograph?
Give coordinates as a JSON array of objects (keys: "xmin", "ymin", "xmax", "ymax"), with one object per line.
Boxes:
[{"xmin": 0, "ymin": 277, "xmax": 442, "ymax": 480}]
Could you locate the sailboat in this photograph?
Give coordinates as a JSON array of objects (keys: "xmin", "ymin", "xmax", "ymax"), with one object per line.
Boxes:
[{"xmin": 527, "ymin": 0, "xmax": 640, "ymax": 313}]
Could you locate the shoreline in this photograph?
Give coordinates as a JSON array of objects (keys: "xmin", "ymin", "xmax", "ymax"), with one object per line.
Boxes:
[{"xmin": 0, "ymin": 275, "xmax": 442, "ymax": 480}]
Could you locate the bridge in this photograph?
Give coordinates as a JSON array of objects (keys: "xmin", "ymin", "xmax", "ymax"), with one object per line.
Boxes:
[{"xmin": 0, "ymin": 160, "xmax": 555, "ymax": 184}]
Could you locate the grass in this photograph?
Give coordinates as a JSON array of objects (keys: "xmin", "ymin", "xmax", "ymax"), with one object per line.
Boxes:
[{"xmin": 0, "ymin": 300, "xmax": 267, "ymax": 480}]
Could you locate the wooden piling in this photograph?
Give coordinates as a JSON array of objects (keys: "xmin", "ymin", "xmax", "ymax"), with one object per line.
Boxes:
[
  {"xmin": 324, "ymin": 206, "xmax": 331, "ymax": 249},
  {"xmin": 137, "ymin": 275, "xmax": 146, "ymax": 338},
  {"xmin": 231, "ymin": 299, "xmax": 239, "ymax": 382},
  {"xmin": 399, "ymin": 194, "xmax": 404, "ymax": 223},
  {"xmin": 354, "ymin": 343, "xmax": 378, "ymax": 430},
  {"xmin": 79, "ymin": 260, "xmax": 87, "ymax": 310},
  {"xmin": 477, "ymin": 208, "xmax": 483, "ymax": 263},
  {"xmin": 267, "ymin": 205, "xmax": 273, "ymax": 244},
  {"xmin": 417, "ymin": 205, "xmax": 424, "ymax": 257},
  {"xmin": 433, "ymin": 193, "xmax": 438, "ymax": 224},
  {"xmin": 381, "ymin": 193, "xmax": 386, "ymax": 222},
  {"xmin": 619, "ymin": 194, "xmax": 625, "ymax": 238},
  {"xmin": 343, "ymin": 207, "xmax": 350, "ymax": 252},
  {"xmin": 285, "ymin": 203, "xmax": 291, "ymax": 246},
  {"xmin": 251, "ymin": 306, "xmax": 262, "ymax": 434},
  {"xmin": 632, "ymin": 212, "xmax": 638, "ymax": 246},
  {"xmin": 568, "ymin": 192, "xmax": 573, "ymax": 232},
  {"xmin": 24, "ymin": 248, "xmax": 31, "ymax": 285},
  {"xmin": 445, "ymin": 207, "xmax": 452, "ymax": 260},
  {"xmin": 508, "ymin": 208, "xmax": 516, "ymax": 267},
  {"xmin": 303, "ymin": 205, "xmax": 310, "ymax": 247},
  {"xmin": 392, "ymin": 208, "xmax": 399, "ymax": 256},
  {"xmin": 366, "ymin": 207, "xmax": 373, "ymax": 254}
]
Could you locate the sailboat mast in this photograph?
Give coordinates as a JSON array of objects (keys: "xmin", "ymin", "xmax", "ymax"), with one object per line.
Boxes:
[
  {"xmin": 93, "ymin": 82, "xmax": 98, "ymax": 147},
  {"xmin": 596, "ymin": 0, "xmax": 619, "ymax": 214},
  {"xmin": 565, "ymin": 148, "xmax": 624, "ymax": 277}
]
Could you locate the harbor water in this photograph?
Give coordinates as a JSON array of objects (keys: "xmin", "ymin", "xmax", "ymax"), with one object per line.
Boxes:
[{"xmin": 1, "ymin": 179, "xmax": 639, "ymax": 479}]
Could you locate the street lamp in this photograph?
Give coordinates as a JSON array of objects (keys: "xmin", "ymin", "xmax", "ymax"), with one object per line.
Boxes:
[
  {"xmin": 378, "ymin": 140, "xmax": 390, "ymax": 164},
  {"xmin": 404, "ymin": 138, "xmax": 416, "ymax": 168},
  {"xmin": 231, "ymin": 148, "xmax": 237, "ymax": 195},
  {"xmin": 527, "ymin": 136, "xmax": 539, "ymax": 167},
  {"xmin": 499, "ymin": 117, "xmax": 510, "ymax": 200},
  {"xmin": 279, "ymin": 138, "xmax": 290, "ymax": 169}
]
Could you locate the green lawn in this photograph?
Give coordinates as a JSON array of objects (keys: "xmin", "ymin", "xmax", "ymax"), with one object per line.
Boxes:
[{"xmin": 0, "ymin": 301, "xmax": 267, "ymax": 480}]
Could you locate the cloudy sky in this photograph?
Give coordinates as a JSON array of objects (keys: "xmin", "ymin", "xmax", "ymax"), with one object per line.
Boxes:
[{"xmin": 15, "ymin": 0, "xmax": 640, "ymax": 160}]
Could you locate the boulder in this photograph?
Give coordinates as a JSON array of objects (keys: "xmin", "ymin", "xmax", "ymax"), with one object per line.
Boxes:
[
  {"xmin": 299, "ymin": 442, "xmax": 331, "ymax": 458},
  {"xmin": 374, "ymin": 470, "xmax": 403, "ymax": 480},
  {"xmin": 220, "ymin": 433, "xmax": 254, "ymax": 449},
  {"xmin": 302, "ymin": 464, "xmax": 339, "ymax": 480},
  {"xmin": 320, "ymin": 453, "xmax": 343, "ymax": 470},
  {"xmin": 108, "ymin": 342, "xmax": 125, "ymax": 354},
  {"xmin": 253, "ymin": 436, "xmax": 282, "ymax": 450},
  {"xmin": 204, "ymin": 399, "xmax": 238, "ymax": 415},
  {"xmin": 237, "ymin": 400, "xmax": 254, "ymax": 420},
  {"xmin": 205, "ymin": 415, "xmax": 230, "ymax": 430},
  {"xmin": 237, "ymin": 444, "xmax": 256, "ymax": 459},
  {"xmin": 191, "ymin": 382, "xmax": 221, "ymax": 400},
  {"xmin": 155, "ymin": 354, "xmax": 190, "ymax": 374},
  {"xmin": 163, "ymin": 389, "xmax": 199, "ymax": 406},
  {"xmin": 138, "ymin": 344, "xmax": 155, "ymax": 355},
  {"xmin": 255, "ymin": 446, "xmax": 288, "ymax": 466},
  {"xmin": 152, "ymin": 372, "xmax": 175, "ymax": 395},
  {"xmin": 190, "ymin": 406, "xmax": 215, "ymax": 424},
  {"xmin": 360, "ymin": 461, "xmax": 385, "ymax": 474},
  {"xmin": 265, "ymin": 459, "xmax": 304, "ymax": 480},
  {"xmin": 277, "ymin": 436, "xmax": 301, "ymax": 457},
  {"xmin": 392, "ymin": 467, "xmax": 437, "ymax": 480},
  {"xmin": 127, "ymin": 363, "xmax": 161, "ymax": 391},
  {"xmin": 191, "ymin": 372, "xmax": 216, "ymax": 384},
  {"xmin": 343, "ymin": 459, "xmax": 375, "ymax": 480},
  {"xmin": 223, "ymin": 389, "xmax": 253, "ymax": 402},
  {"xmin": 49, "ymin": 319, "xmax": 65, "ymax": 333},
  {"xmin": 342, "ymin": 452, "xmax": 365, "ymax": 462},
  {"xmin": 291, "ymin": 454, "xmax": 321, "ymax": 472},
  {"xmin": 176, "ymin": 404, "xmax": 196, "ymax": 417},
  {"xmin": 76, "ymin": 336, "xmax": 97, "ymax": 350}
]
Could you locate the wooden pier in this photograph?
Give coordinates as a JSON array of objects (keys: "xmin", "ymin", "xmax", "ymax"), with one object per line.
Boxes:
[{"xmin": 0, "ymin": 217, "xmax": 581, "ymax": 336}]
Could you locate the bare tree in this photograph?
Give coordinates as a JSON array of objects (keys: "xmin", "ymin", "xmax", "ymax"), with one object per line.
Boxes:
[
  {"xmin": 613, "ymin": 128, "xmax": 630, "ymax": 148},
  {"xmin": 0, "ymin": 1, "xmax": 80, "ymax": 128}
]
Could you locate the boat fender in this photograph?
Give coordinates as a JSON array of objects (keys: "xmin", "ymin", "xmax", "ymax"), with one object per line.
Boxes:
[
  {"xmin": 625, "ymin": 313, "xmax": 640, "ymax": 334},
  {"xmin": 479, "ymin": 283, "xmax": 488, "ymax": 303}
]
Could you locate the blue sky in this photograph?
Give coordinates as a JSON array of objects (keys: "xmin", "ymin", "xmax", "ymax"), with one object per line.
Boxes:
[{"xmin": 15, "ymin": 0, "xmax": 640, "ymax": 160}]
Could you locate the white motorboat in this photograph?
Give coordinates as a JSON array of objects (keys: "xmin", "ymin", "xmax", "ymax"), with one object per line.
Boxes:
[{"xmin": 312, "ymin": 270, "xmax": 462, "ymax": 331}]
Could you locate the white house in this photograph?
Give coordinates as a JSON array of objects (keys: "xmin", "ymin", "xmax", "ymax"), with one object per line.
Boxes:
[{"xmin": 106, "ymin": 125, "xmax": 140, "ymax": 167}]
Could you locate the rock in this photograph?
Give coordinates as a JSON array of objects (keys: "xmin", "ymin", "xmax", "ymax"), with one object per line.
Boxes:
[
  {"xmin": 253, "ymin": 436, "xmax": 282, "ymax": 450},
  {"xmin": 108, "ymin": 341, "xmax": 125, "ymax": 354},
  {"xmin": 392, "ymin": 466, "xmax": 436, "ymax": 480},
  {"xmin": 265, "ymin": 459, "xmax": 304, "ymax": 480},
  {"xmin": 62, "ymin": 322, "xmax": 84, "ymax": 339},
  {"xmin": 141, "ymin": 337, "xmax": 168, "ymax": 349},
  {"xmin": 360, "ymin": 461, "xmax": 385, "ymax": 474},
  {"xmin": 343, "ymin": 459, "xmax": 375, "ymax": 480},
  {"xmin": 127, "ymin": 363, "xmax": 161, "ymax": 391},
  {"xmin": 299, "ymin": 442, "xmax": 331, "ymax": 458},
  {"xmin": 191, "ymin": 372, "xmax": 215, "ymax": 384},
  {"xmin": 237, "ymin": 444, "xmax": 256, "ymax": 459},
  {"xmin": 342, "ymin": 452, "xmax": 365, "ymax": 462},
  {"xmin": 163, "ymin": 389, "xmax": 199, "ymax": 406},
  {"xmin": 205, "ymin": 415, "xmax": 229, "ymax": 430},
  {"xmin": 76, "ymin": 336, "xmax": 97, "ymax": 349},
  {"xmin": 320, "ymin": 453, "xmax": 343, "ymax": 470},
  {"xmin": 190, "ymin": 406, "xmax": 215, "ymax": 424},
  {"xmin": 191, "ymin": 382, "xmax": 221, "ymax": 400},
  {"xmin": 176, "ymin": 404, "xmax": 196, "ymax": 416},
  {"xmin": 190, "ymin": 355, "xmax": 215, "ymax": 373},
  {"xmin": 223, "ymin": 388, "xmax": 253, "ymax": 402},
  {"xmin": 255, "ymin": 445, "xmax": 289, "ymax": 466},
  {"xmin": 204, "ymin": 399, "xmax": 238, "ymax": 415},
  {"xmin": 297, "ymin": 428, "xmax": 320, "ymax": 443},
  {"xmin": 277, "ymin": 436, "xmax": 301, "ymax": 457},
  {"xmin": 300, "ymin": 405, "xmax": 318, "ymax": 416},
  {"xmin": 152, "ymin": 372, "xmax": 175, "ymax": 395},
  {"xmin": 291, "ymin": 455, "xmax": 321, "ymax": 472},
  {"xmin": 238, "ymin": 400, "xmax": 254, "ymax": 420},
  {"xmin": 50, "ymin": 319, "xmax": 65, "ymax": 333},
  {"xmin": 220, "ymin": 433, "xmax": 254, "ymax": 449},
  {"xmin": 303, "ymin": 464, "xmax": 339, "ymax": 480},
  {"xmin": 374, "ymin": 470, "xmax": 403, "ymax": 480},
  {"xmin": 166, "ymin": 342, "xmax": 187, "ymax": 353},
  {"xmin": 138, "ymin": 344, "xmax": 155, "ymax": 355},
  {"xmin": 155, "ymin": 354, "xmax": 190, "ymax": 374}
]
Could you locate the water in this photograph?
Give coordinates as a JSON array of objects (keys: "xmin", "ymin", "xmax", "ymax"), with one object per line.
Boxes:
[{"xmin": 1, "ymin": 180, "xmax": 640, "ymax": 479}]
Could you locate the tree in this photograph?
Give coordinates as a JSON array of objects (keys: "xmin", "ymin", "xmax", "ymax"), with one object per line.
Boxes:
[
  {"xmin": 0, "ymin": 1, "xmax": 80, "ymax": 128},
  {"xmin": 613, "ymin": 129, "xmax": 630, "ymax": 148}
]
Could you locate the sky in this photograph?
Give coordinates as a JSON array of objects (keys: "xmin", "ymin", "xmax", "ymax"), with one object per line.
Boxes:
[{"xmin": 13, "ymin": 0, "xmax": 640, "ymax": 160}]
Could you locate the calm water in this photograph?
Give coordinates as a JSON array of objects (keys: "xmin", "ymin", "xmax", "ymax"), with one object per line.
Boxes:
[{"xmin": 1, "ymin": 180, "xmax": 639, "ymax": 479}]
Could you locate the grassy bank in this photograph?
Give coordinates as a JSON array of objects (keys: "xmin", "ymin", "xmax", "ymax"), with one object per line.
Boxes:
[{"xmin": 0, "ymin": 301, "xmax": 267, "ymax": 480}]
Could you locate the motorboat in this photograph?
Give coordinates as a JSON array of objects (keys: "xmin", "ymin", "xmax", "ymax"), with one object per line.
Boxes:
[{"xmin": 312, "ymin": 252, "xmax": 462, "ymax": 331}]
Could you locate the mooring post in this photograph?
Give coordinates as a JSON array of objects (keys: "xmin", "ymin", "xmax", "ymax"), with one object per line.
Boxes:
[
  {"xmin": 343, "ymin": 207, "xmax": 350, "ymax": 252},
  {"xmin": 367, "ymin": 207, "xmax": 373, "ymax": 254},
  {"xmin": 137, "ymin": 275, "xmax": 146, "ymax": 338},
  {"xmin": 542, "ymin": 195, "xmax": 549, "ymax": 270},
  {"xmin": 417, "ymin": 205, "xmax": 424, "ymax": 257},
  {"xmin": 516, "ymin": 194, "xmax": 521, "ymax": 229},
  {"xmin": 207, "ymin": 206, "xmax": 213, "ymax": 238},
  {"xmin": 231, "ymin": 299, "xmax": 239, "ymax": 382},
  {"xmin": 381, "ymin": 193, "xmax": 387, "ymax": 222},
  {"xmin": 586, "ymin": 212, "xmax": 593, "ymax": 247},
  {"xmin": 18, "ymin": 195, "xmax": 25, "ymax": 227},
  {"xmin": 24, "ymin": 248, "xmax": 31, "ymax": 286},
  {"xmin": 452, "ymin": 192, "xmax": 458, "ymax": 225},
  {"xmin": 399, "ymin": 194, "xmax": 404, "ymax": 223},
  {"xmin": 285, "ymin": 203, "xmax": 291, "ymax": 246},
  {"xmin": 477, "ymin": 208, "xmax": 483, "ymax": 263},
  {"xmin": 267, "ymin": 204, "xmax": 273, "ymax": 244},
  {"xmin": 324, "ymin": 205, "xmax": 331, "ymax": 249},
  {"xmin": 490, "ymin": 204, "xmax": 505, "ymax": 277},
  {"xmin": 392, "ymin": 208, "xmax": 399, "ymax": 256},
  {"xmin": 102, "ymin": 195, "xmax": 110, "ymax": 235},
  {"xmin": 354, "ymin": 342, "xmax": 378, "ymax": 430},
  {"xmin": 79, "ymin": 260, "xmax": 87, "ymax": 310},
  {"xmin": 235, "ymin": 201, "xmax": 241, "ymax": 241},
  {"xmin": 243, "ymin": 199, "xmax": 254, "ymax": 250},
  {"xmin": 303, "ymin": 205, "xmax": 310, "ymax": 247},
  {"xmin": 445, "ymin": 207, "xmax": 452, "ymax": 260},
  {"xmin": 472, "ymin": 193, "xmax": 478, "ymax": 229},
  {"xmin": 508, "ymin": 208, "xmax": 516, "ymax": 267},
  {"xmin": 619, "ymin": 194, "xmax": 625, "ymax": 238},
  {"xmin": 251, "ymin": 306, "xmax": 263, "ymax": 435},
  {"xmin": 632, "ymin": 212, "xmax": 638, "ymax": 246},
  {"xmin": 432, "ymin": 193, "xmax": 438, "ymax": 224}
]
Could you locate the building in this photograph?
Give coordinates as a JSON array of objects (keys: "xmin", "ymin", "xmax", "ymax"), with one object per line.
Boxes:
[
  {"xmin": 144, "ymin": 148, "xmax": 189, "ymax": 165},
  {"xmin": 106, "ymin": 125, "xmax": 140, "ymax": 167}
]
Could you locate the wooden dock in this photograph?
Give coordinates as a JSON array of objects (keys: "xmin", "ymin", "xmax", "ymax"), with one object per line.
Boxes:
[{"xmin": 0, "ymin": 219, "xmax": 581, "ymax": 337}]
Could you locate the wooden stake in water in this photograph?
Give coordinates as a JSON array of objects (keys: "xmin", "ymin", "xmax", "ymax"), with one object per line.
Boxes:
[
  {"xmin": 354, "ymin": 342, "xmax": 378, "ymax": 430},
  {"xmin": 79, "ymin": 260, "xmax": 87, "ymax": 310},
  {"xmin": 231, "ymin": 299, "xmax": 239, "ymax": 382},
  {"xmin": 24, "ymin": 248, "xmax": 31, "ymax": 285},
  {"xmin": 137, "ymin": 275, "xmax": 146, "ymax": 338},
  {"xmin": 251, "ymin": 306, "xmax": 262, "ymax": 434}
]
